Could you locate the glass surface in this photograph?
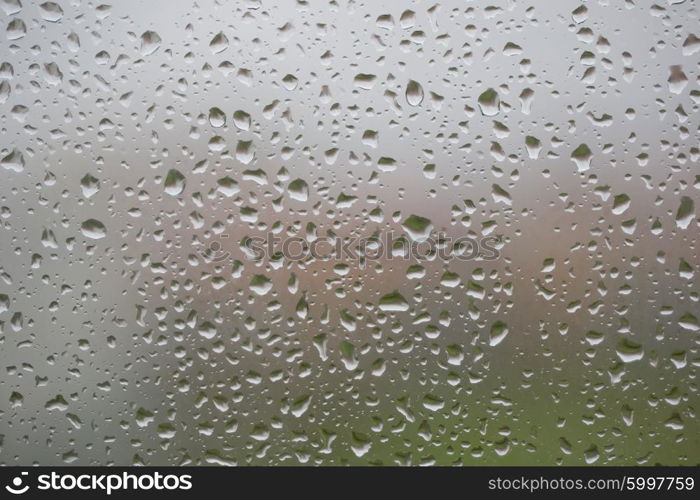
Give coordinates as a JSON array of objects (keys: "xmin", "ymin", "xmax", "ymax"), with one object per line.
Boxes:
[{"xmin": 0, "ymin": 0, "xmax": 698, "ymax": 465}]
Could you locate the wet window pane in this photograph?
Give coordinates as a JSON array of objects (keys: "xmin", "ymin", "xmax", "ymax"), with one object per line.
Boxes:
[{"xmin": 1, "ymin": 0, "xmax": 698, "ymax": 466}]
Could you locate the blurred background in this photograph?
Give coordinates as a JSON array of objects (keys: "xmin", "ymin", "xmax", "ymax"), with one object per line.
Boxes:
[{"xmin": 0, "ymin": 0, "xmax": 698, "ymax": 465}]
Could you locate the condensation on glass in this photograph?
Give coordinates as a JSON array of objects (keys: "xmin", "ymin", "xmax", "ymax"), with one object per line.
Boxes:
[{"xmin": 0, "ymin": 0, "xmax": 698, "ymax": 465}]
